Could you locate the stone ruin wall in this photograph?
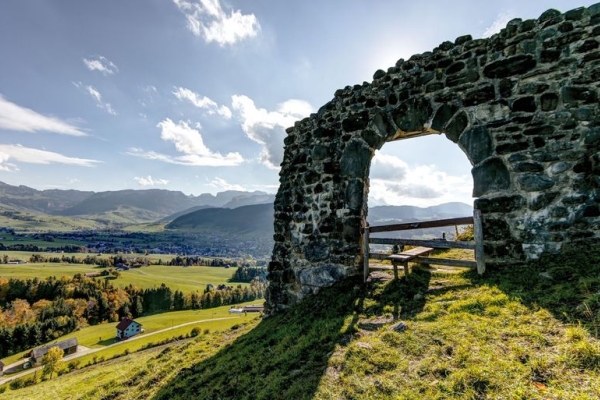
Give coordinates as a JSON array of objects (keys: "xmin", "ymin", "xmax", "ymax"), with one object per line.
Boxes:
[{"xmin": 266, "ymin": 5, "xmax": 600, "ymax": 314}]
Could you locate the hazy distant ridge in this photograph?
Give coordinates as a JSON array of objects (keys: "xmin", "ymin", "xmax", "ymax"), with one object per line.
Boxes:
[
  {"xmin": 166, "ymin": 202, "xmax": 473, "ymax": 236},
  {"xmin": 0, "ymin": 181, "xmax": 275, "ymax": 223}
]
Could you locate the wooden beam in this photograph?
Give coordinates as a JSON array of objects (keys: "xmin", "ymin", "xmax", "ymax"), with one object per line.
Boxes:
[
  {"xmin": 413, "ymin": 257, "xmax": 477, "ymax": 269},
  {"xmin": 369, "ymin": 237, "xmax": 476, "ymax": 249},
  {"xmin": 474, "ymin": 209, "xmax": 485, "ymax": 275},
  {"xmin": 369, "ymin": 252, "xmax": 389, "ymax": 260},
  {"xmin": 368, "ymin": 216, "xmax": 474, "ymax": 233}
]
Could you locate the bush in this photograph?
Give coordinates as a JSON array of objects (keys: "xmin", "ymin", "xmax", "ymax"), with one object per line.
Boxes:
[
  {"xmin": 68, "ymin": 360, "xmax": 81, "ymax": 371},
  {"xmin": 455, "ymin": 225, "xmax": 474, "ymax": 241},
  {"xmin": 190, "ymin": 327, "xmax": 201, "ymax": 337}
]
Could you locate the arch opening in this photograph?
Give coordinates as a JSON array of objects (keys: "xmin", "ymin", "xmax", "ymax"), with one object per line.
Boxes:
[{"xmin": 366, "ymin": 133, "xmax": 475, "ymax": 252}]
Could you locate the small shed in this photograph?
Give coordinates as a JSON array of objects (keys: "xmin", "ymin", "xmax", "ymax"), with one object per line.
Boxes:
[
  {"xmin": 116, "ymin": 318, "xmax": 143, "ymax": 340},
  {"xmin": 30, "ymin": 338, "xmax": 79, "ymax": 366}
]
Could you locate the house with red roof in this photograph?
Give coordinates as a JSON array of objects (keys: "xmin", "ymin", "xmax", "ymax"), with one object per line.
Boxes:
[{"xmin": 116, "ymin": 318, "xmax": 143, "ymax": 340}]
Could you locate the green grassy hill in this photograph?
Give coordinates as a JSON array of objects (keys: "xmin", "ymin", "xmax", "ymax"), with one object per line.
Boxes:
[
  {"xmin": 166, "ymin": 203, "xmax": 274, "ymax": 235},
  {"xmin": 2, "ymin": 247, "xmax": 599, "ymax": 399},
  {"xmin": 57, "ymin": 189, "xmax": 200, "ymax": 220}
]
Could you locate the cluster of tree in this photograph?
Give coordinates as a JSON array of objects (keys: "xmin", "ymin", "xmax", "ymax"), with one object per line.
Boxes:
[
  {"xmin": 0, "ymin": 274, "xmax": 267, "ymax": 357},
  {"xmin": 0, "ymin": 244, "xmax": 82, "ymax": 253},
  {"xmin": 0, "ymin": 295, "xmax": 82, "ymax": 356},
  {"xmin": 230, "ymin": 267, "xmax": 267, "ymax": 282},
  {"xmin": 23, "ymin": 254, "xmax": 149, "ymax": 268},
  {"xmin": 165, "ymin": 256, "xmax": 241, "ymax": 267},
  {"xmin": 3, "ymin": 252, "xmax": 258, "ymax": 270}
]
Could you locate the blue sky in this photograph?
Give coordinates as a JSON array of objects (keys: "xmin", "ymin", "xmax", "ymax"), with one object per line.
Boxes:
[{"xmin": 0, "ymin": 0, "xmax": 593, "ymax": 207}]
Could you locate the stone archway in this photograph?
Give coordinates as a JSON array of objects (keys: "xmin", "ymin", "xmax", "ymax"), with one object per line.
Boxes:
[{"xmin": 266, "ymin": 5, "xmax": 600, "ymax": 313}]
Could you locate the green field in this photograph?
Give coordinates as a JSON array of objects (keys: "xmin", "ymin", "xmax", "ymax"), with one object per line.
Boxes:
[
  {"xmin": 0, "ymin": 214, "xmax": 101, "ymax": 232},
  {"xmin": 0, "ymin": 262, "xmax": 241, "ymax": 293},
  {"xmin": 0, "ymin": 301, "xmax": 261, "ymax": 367}
]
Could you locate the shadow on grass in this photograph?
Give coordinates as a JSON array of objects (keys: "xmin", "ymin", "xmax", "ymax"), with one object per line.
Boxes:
[
  {"xmin": 96, "ymin": 338, "xmax": 117, "ymax": 346},
  {"xmin": 151, "ymin": 269, "xmax": 433, "ymax": 400},
  {"xmin": 149, "ymin": 246, "xmax": 600, "ymax": 400},
  {"xmin": 474, "ymin": 243, "xmax": 600, "ymax": 338}
]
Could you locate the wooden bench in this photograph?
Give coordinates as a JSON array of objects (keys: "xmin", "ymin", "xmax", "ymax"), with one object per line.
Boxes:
[{"xmin": 387, "ymin": 246, "xmax": 433, "ymax": 279}]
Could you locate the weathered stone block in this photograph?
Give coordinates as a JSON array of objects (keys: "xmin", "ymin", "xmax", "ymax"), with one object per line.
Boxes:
[
  {"xmin": 455, "ymin": 34, "xmax": 473, "ymax": 45},
  {"xmin": 342, "ymin": 111, "xmax": 369, "ymax": 132},
  {"xmin": 444, "ymin": 111, "xmax": 469, "ymax": 143},
  {"xmin": 446, "ymin": 61, "xmax": 466, "ymax": 74},
  {"xmin": 392, "ymin": 98, "xmax": 433, "ymax": 132},
  {"xmin": 515, "ymin": 162, "xmax": 544, "ymax": 173},
  {"xmin": 541, "ymin": 93, "xmax": 559, "ymax": 111},
  {"xmin": 446, "ymin": 69, "xmax": 480, "ymax": 87},
  {"xmin": 458, "ymin": 125, "xmax": 493, "ymax": 164},
  {"xmin": 483, "ymin": 218, "xmax": 512, "ymax": 240},
  {"xmin": 511, "ymin": 96, "xmax": 536, "ymax": 112},
  {"xmin": 371, "ymin": 111, "xmax": 397, "ymax": 138},
  {"xmin": 340, "ymin": 140, "xmax": 371, "ymax": 177},
  {"xmin": 472, "ymin": 158, "xmax": 511, "ymax": 197},
  {"xmin": 523, "ymin": 125, "xmax": 556, "ymax": 136},
  {"xmin": 562, "ymin": 86, "xmax": 598, "ymax": 105},
  {"xmin": 304, "ymin": 241, "xmax": 329, "ymax": 262},
  {"xmin": 518, "ymin": 174, "xmax": 556, "ymax": 192},
  {"xmin": 431, "ymin": 103, "xmax": 459, "ymax": 132},
  {"xmin": 475, "ymin": 195, "xmax": 525, "ymax": 213},
  {"xmin": 463, "ymin": 84, "xmax": 495, "ymax": 106},
  {"xmin": 483, "ymin": 55, "xmax": 536, "ymax": 78},
  {"xmin": 361, "ymin": 129, "xmax": 385, "ymax": 149},
  {"xmin": 496, "ymin": 141, "xmax": 528, "ymax": 154},
  {"xmin": 345, "ymin": 180, "xmax": 364, "ymax": 211}
]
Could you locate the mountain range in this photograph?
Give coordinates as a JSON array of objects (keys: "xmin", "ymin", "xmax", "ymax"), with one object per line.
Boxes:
[
  {"xmin": 0, "ymin": 181, "xmax": 275, "ymax": 223},
  {"xmin": 164, "ymin": 201, "xmax": 473, "ymax": 238},
  {"xmin": 0, "ymin": 181, "xmax": 473, "ymax": 234}
]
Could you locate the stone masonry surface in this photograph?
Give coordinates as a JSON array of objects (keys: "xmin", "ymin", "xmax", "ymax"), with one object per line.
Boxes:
[{"xmin": 266, "ymin": 4, "xmax": 600, "ymax": 314}]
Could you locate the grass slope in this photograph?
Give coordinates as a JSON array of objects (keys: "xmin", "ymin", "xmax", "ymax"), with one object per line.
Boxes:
[
  {"xmin": 3, "ymin": 247, "xmax": 600, "ymax": 399},
  {"xmin": 0, "ymin": 209, "xmax": 102, "ymax": 231},
  {"xmin": 166, "ymin": 203, "xmax": 274, "ymax": 235}
]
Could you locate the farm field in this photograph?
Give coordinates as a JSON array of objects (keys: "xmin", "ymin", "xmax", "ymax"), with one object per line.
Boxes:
[
  {"xmin": 0, "ymin": 262, "xmax": 245, "ymax": 293},
  {"xmin": 0, "ymin": 301, "xmax": 261, "ymax": 367}
]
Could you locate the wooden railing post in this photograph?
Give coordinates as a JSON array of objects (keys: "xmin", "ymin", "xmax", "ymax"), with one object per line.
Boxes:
[
  {"xmin": 363, "ymin": 227, "xmax": 370, "ymax": 283},
  {"xmin": 474, "ymin": 209, "xmax": 485, "ymax": 275}
]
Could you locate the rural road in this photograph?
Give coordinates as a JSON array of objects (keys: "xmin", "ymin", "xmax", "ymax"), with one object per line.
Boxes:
[{"xmin": 0, "ymin": 316, "xmax": 238, "ymax": 386}]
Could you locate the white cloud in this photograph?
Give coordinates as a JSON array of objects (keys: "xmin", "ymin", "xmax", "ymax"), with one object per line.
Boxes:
[
  {"xmin": 482, "ymin": 12, "xmax": 516, "ymax": 38},
  {"xmin": 368, "ymin": 152, "xmax": 472, "ymax": 207},
  {"xmin": 127, "ymin": 118, "xmax": 243, "ymax": 166},
  {"xmin": 208, "ymin": 177, "xmax": 245, "ymax": 191},
  {"xmin": 173, "ymin": 87, "xmax": 232, "ymax": 119},
  {"xmin": 82, "ymin": 56, "xmax": 118, "ymax": 75},
  {"xmin": 0, "ymin": 151, "xmax": 18, "ymax": 172},
  {"xmin": 231, "ymin": 95, "xmax": 313, "ymax": 169},
  {"xmin": 0, "ymin": 94, "xmax": 86, "ymax": 136},
  {"xmin": 74, "ymin": 83, "xmax": 117, "ymax": 115},
  {"xmin": 0, "ymin": 144, "xmax": 100, "ymax": 170},
  {"xmin": 173, "ymin": 0, "xmax": 260, "ymax": 46},
  {"xmin": 134, "ymin": 175, "xmax": 169, "ymax": 186}
]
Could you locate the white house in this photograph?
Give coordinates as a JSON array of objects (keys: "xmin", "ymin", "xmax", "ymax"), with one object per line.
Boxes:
[{"xmin": 116, "ymin": 318, "xmax": 143, "ymax": 340}]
